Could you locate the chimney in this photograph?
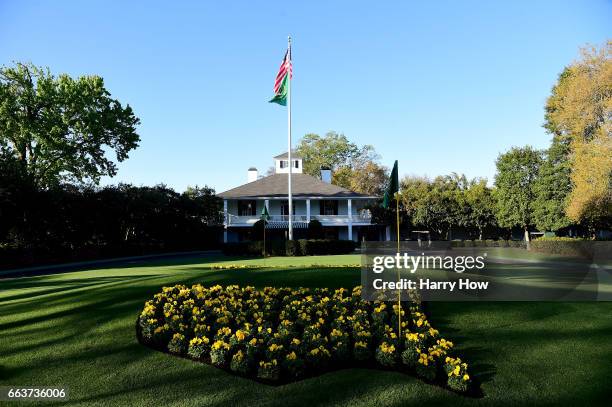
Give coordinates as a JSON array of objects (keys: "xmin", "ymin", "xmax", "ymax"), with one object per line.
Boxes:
[
  {"xmin": 247, "ymin": 167, "xmax": 258, "ymax": 183},
  {"xmin": 320, "ymin": 167, "xmax": 332, "ymax": 183}
]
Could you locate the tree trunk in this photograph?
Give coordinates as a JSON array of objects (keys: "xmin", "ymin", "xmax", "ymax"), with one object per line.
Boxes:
[{"xmin": 524, "ymin": 227, "xmax": 530, "ymax": 250}]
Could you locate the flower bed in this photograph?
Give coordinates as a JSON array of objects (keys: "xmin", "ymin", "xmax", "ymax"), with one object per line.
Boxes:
[{"xmin": 137, "ymin": 284, "xmax": 476, "ymax": 394}]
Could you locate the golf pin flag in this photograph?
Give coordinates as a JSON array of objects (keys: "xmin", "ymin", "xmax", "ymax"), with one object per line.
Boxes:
[
  {"xmin": 382, "ymin": 160, "xmax": 399, "ymax": 208},
  {"xmin": 269, "ymin": 49, "xmax": 292, "ymax": 106},
  {"xmin": 261, "ymin": 204, "xmax": 270, "ymax": 221}
]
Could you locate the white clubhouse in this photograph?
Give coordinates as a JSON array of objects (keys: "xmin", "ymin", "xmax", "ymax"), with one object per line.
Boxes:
[{"xmin": 218, "ymin": 152, "xmax": 380, "ymax": 242}]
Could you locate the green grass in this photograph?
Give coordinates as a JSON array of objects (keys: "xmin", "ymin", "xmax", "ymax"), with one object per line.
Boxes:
[{"xmin": 1, "ymin": 254, "xmax": 611, "ymax": 406}]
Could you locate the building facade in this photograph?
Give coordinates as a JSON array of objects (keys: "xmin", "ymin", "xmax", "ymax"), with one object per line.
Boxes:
[{"xmin": 218, "ymin": 152, "xmax": 379, "ymax": 242}]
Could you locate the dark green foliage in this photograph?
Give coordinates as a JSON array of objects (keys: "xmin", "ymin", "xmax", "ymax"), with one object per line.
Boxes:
[
  {"xmin": 532, "ymin": 137, "xmax": 573, "ymax": 231},
  {"xmin": 307, "ymin": 219, "xmax": 324, "ymax": 239},
  {"xmin": 0, "ymin": 62, "xmax": 140, "ymax": 188},
  {"xmin": 494, "ymin": 146, "xmax": 543, "ymax": 237},
  {"xmin": 251, "ymin": 219, "xmax": 266, "ymax": 241},
  {"xmin": 451, "ymin": 239, "xmax": 526, "ymax": 248},
  {"xmin": 529, "ymin": 237, "xmax": 603, "ymax": 259},
  {"xmin": 0, "ymin": 184, "xmax": 222, "ymax": 269},
  {"xmin": 222, "ymin": 239, "xmax": 357, "ymax": 257}
]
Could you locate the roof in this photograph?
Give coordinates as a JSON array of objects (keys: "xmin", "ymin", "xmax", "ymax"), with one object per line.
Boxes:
[
  {"xmin": 218, "ymin": 173, "xmax": 375, "ymax": 199},
  {"xmin": 273, "ymin": 151, "xmax": 302, "ymax": 160}
]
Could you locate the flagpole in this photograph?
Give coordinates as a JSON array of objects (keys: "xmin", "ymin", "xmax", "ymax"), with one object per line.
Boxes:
[
  {"xmin": 263, "ymin": 221, "xmax": 266, "ymax": 258},
  {"xmin": 396, "ymin": 192, "xmax": 401, "ymax": 338},
  {"xmin": 287, "ymin": 35, "xmax": 293, "ymax": 241}
]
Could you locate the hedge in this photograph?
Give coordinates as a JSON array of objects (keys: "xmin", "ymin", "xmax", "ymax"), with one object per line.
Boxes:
[
  {"xmin": 137, "ymin": 284, "xmax": 476, "ymax": 394},
  {"xmin": 529, "ymin": 237, "xmax": 597, "ymax": 259},
  {"xmin": 222, "ymin": 239, "xmax": 357, "ymax": 256},
  {"xmin": 451, "ymin": 240, "xmax": 526, "ymax": 248}
]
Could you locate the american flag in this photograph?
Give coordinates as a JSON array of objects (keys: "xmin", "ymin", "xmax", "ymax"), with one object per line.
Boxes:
[{"xmin": 273, "ymin": 49, "xmax": 292, "ymax": 94}]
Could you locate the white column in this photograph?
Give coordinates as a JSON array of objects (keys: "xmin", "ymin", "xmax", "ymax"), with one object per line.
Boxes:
[
  {"xmin": 306, "ymin": 199, "xmax": 311, "ymax": 222},
  {"xmin": 223, "ymin": 200, "xmax": 228, "ymax": 243},
  {"xmin": 385, "ymin": 226, "xmax": 391, "ymax": 241},
  {"xmin": 265, "ymin": 199, "xmax": 269, "ymax": 211},
  {"xmin": 347, "ymin": 199, "xmax": 353, "ymax": 240}
]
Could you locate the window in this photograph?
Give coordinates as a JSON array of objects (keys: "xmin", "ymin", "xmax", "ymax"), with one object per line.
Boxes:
[
  {"xmin": 319, "ymin": 200, "xmax": 338, "ymax": 215},
  {"xmin": 279, "ymin": 160, "xmax": 288, "ymax": 169},
  {"xmin": 294, "ymin": 160, "xmax": 299, "ymax": 168},
  {"xmin": 280, "ymin": 200, "xmax": 295, "ymax": 216},
  {"xmin": 238, "ymin": 200, "xmax": 256, "ymax": 216}
]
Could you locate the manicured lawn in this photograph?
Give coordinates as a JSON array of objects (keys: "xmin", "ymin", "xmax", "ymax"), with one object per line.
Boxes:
[{"xmin": 1, "ymin": 254, "xmax": 611, "ymax": 406}]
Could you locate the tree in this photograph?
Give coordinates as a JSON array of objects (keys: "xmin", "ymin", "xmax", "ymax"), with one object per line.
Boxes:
[
  {"xmin": 307, "ymin": 219, "xmax": 324, "ymax": 239},
  {"xmin": 0, "ymin": 62, "xmax": 140, "ymax": 188},
  {"xmin": 400, "ymin": 174, "xmax": 468, "ymax": 240},
  {"xmin": 296, "ymin": 131, "xmax": 379, "ymax": 183},
  {"xmin": 183, "ymin": 185, "xmax": 223, "ymax": 225},
  {"xmin": 543, "ymin": 42, "xmax": 612, "ymax": 228},
  {"xmin": 464, "ymin": 178, "xmax": 496, "ymax": 240},
  {"xmin": 349, "ymin": 161, "xmax": 389, "ymax": 196},
  {"xmin": 295, "ymin": 131, "xmax": 387, "ymax": 194},
  {"xmin": 494, "ymin": 146, "xmax": 543, "ymax": 243},
  {"xmin": 532, "ymin": 136, "xmax": 572, "ymax": 232}
]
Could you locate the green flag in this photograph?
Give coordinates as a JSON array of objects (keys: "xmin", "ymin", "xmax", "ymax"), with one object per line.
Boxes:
[
  {"xmin": 261, "ymin": 205, "xmax": 270, "ymax": 221},
  {"xmin": 269, "ymin": 74, "xmax": 288, "ymax": 106},
  {"xmin": 269, "ymin": 49, "xmax": 291, "ymax": 106},
  {"xmin": 382, "ymin": 160, "xmax": 399, "ymax": 208}
]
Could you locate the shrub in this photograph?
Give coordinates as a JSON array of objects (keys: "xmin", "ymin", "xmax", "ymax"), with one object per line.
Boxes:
[
  {"xmin": 210, "ymin": 340, "xmax": 231, "ymax": 367},
  {"xmin": 529, "ymin": 237, "xmax": 594, "ymax": 259},
  {"xmin": 450, "ymin": 239, "xmax": 526, "ymax": 249},
  {"xmin": 257, "ymin": 359, "xmax": 280, "ymax": 381},
  {"xmin": 230, "ymin": 350, "xmax": 251, "ymax": 374},
  {"xmin": 375, "ymin": 342, "xmax": 399, "ymax": 367},
  {"xmin": 168, "ymin": 333, "xmax": 187, "ymax": 354},
  {"xmin": 445, "ymin": 356, "xmax": 472, "ymax": 392},
  {"xmin": 285, "ymin": 240, "xmax": 302, "ymax": 256},
  {"xmin": 137, "ymin": 284, "xmax": 475, "ymax": 393},
  {"xmin": 187, "ymin": 336, "xmax": 210, "ymax": 360},
  {"xmin": 222, "ymin": 239, "xmax": 356, "ymax": 257},
  {"xmin": 307, "ymin": 220, "xmax": 324, "ymax": 239}
]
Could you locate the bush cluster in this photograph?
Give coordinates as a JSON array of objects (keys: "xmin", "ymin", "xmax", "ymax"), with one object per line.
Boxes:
[
  {"xmin": 137, "ymin": 284, "xmax": 474, "ymax": 393},
  {"xmin": 529, "ymin": 237, "xmax": 596, "ymax": 259},
  {"xmin": 0, "ymin": 184, "xmax": 222, "ymax": 269},
  {"xmin": 222, "ymin": 239, "xmax": 357, "ymax": 256},
  {"xmin": 451, "ymin": 239, "xmax": 526, "ymax": 248}
]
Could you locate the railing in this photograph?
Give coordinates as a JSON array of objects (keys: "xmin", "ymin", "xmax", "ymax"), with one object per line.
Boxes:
[{"xmin": 226, "ymin": 211, "xmax": 371, "ymax": 225}]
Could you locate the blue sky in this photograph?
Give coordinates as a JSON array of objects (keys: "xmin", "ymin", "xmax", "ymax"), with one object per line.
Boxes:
[{"xmin": 1, "ymin": 1, "xmax": 610, "ymax": 192}]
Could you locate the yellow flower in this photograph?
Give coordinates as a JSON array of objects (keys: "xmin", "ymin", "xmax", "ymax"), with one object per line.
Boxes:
[
  {"xmin": 379, "ymin": 342, "xmax": 395, "ymax": 354},
  {"xmin": 269, "ymin": 343, "xmax": 283, "ymax": 352},
  {"xmin": 330, "ymin": 329, "xmax": 343, "ymax": 338},
  {"xmin": 235, "ymin": 330, "xmax": 246, "ymax": 341},
  {"xmin": 463, "ymin": 374, "xmax": 470, "ymax": 381},
  {"xmin": 286, "ymin": 351, "xmax": 297, "ymax": 360},
  {"xmin": 212, "ymin": 340, "xmax": 229, "ymax": 350}
]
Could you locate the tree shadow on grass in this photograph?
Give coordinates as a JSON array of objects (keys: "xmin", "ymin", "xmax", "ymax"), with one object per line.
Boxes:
[{"xmin": 1, "ymin": 266, "xmax": 497, "ymax": 405}]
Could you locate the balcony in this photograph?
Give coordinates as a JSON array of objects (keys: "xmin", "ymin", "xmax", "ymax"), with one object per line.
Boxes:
[{"xmin": 225, "ymin": 211, "xmax": 371, "ymax": 227}]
